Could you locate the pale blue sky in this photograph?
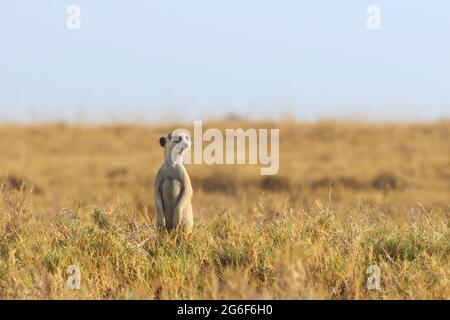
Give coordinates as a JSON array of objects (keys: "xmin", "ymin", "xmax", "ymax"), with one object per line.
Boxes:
[{"xmin": 1, "ymin": 1, "xmax": 449, "ymax": 122}]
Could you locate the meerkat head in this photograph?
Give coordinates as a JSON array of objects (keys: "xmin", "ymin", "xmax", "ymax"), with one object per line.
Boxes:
[{"xmin": 159, "ymin": 130, "xmax": 191, "ymax": 164}]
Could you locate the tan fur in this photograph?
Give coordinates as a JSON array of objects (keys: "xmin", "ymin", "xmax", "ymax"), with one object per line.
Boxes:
[{"xmin": 154, "ymin": 130, "xmax": 193, "ymax": 232}]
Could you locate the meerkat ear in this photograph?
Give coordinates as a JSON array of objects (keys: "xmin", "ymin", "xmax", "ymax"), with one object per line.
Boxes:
[{"xmin": 159, "ymin": 137, "xmax": 166, "ymax": 147}]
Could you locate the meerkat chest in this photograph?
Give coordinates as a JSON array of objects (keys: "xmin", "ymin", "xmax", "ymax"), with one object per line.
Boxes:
[{"xmin": 161, "ymin": 178, "xmax": 183, "ymax": 203}]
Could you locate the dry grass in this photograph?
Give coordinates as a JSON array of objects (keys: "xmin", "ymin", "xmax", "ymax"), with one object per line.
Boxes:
[{"xmin": 0, "ymin": 120, "xmax": 449, "ymax": 299}]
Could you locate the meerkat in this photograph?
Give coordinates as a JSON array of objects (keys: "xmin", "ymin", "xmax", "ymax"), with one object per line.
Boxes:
[{"xmin": 154, "ymin": 130, "xmax": 194, "ymax": 232}]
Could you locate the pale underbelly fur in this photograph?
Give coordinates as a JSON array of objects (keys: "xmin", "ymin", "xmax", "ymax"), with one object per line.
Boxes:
[{"xmin": 161, "ymin": 179, "xmax": 192, "ymax": 229}]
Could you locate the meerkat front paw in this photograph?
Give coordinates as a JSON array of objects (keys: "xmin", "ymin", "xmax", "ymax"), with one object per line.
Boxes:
[{"xmin": 173, "ymin": 206, "xmax": 182, "ymax": 225}]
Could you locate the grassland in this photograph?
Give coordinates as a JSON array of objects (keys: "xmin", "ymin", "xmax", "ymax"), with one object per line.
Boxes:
[{"xmin": 0, "ymin": 120, "xmax": 449, "ymax": 299}]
